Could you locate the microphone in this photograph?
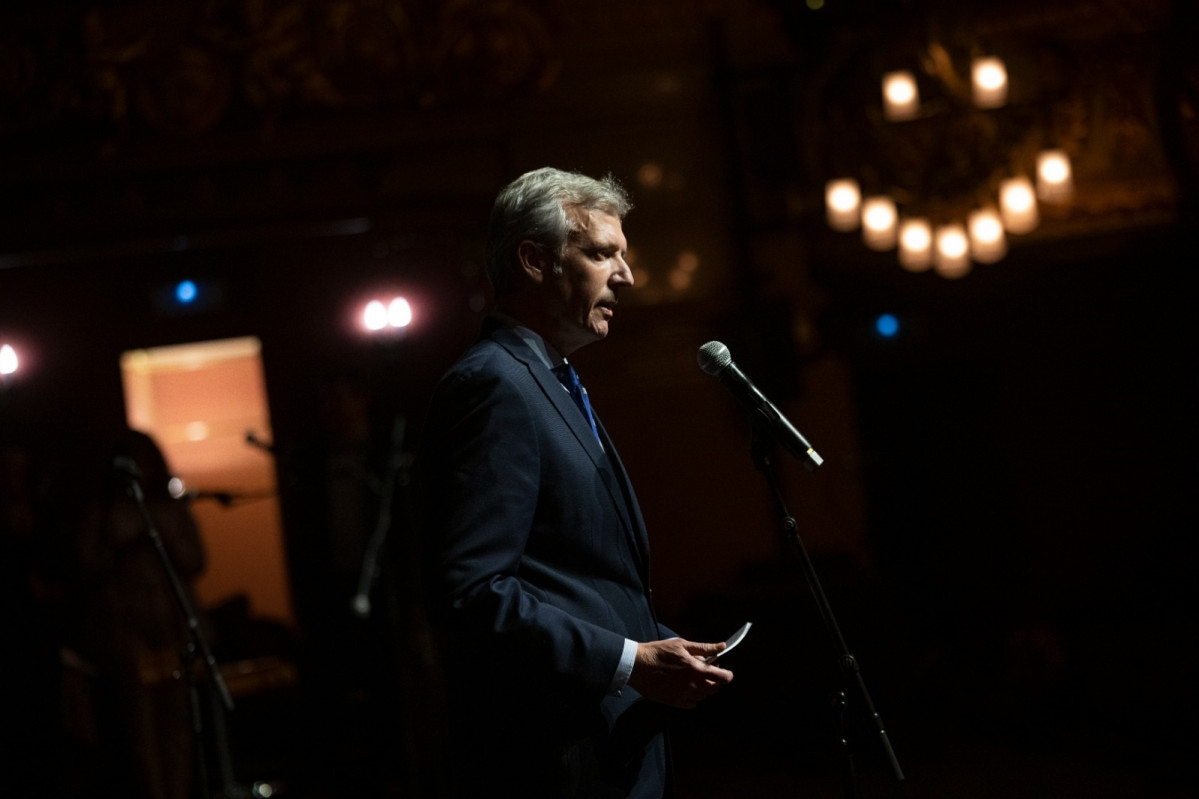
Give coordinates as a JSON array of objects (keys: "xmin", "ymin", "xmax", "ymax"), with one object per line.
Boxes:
[
  {"xmin": 113, "ymin": 455, "xmax": 143, "ymax": 481},
  {"xmin": 697, "ymin": 341, "xmax": 823, "ymax": 470},
  {"xmin": 112, "ymin": 455, "xmax": 148, "ymax": 503},
  {"xmin": 245, "ymin": 432, "xmax": 275, "ymax": 454}
]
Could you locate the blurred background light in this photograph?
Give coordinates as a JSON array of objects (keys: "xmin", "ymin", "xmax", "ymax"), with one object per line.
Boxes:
[
  {"xmin": 364, "ymin": 300, "xmax": 388, "ymax": 331},
  {"xmin": 826, "ymin": 178, "xmax": 861, "ymax": 231},
  {"xmin": 0, "ymin": 343, "xmax": 17, "ymax": 376},
  {"xmin": 176, "ymin": 279, "xmax": 198, "ymax": 304},
  {"xmin": 882, "ymin": 70, "xmax": 920, "ymax": 120},
  {"xmin": 875, "ymin": 313, "xmax": 900, "ymax": 338},
  {"xmin": 388, "ymin": 297, "xmax": 413, "ymax": 328},
  {"xmin": 972, "ymin": 56, "xmax": 1008, "ymax": 108},
  {"xmin": 364, "ymin": 296, "xmax": 413, "ymax": 333}
]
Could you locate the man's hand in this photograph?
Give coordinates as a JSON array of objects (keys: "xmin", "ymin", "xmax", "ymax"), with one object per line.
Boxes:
[{"xmin": 627, "ymin": 638, "xmax": 734, "ymax": 709}]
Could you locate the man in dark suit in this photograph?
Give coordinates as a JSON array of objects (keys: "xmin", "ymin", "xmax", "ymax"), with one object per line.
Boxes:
[{"xmin": 420, "ymin": 167, "xmax": 734, "ymax": 797}]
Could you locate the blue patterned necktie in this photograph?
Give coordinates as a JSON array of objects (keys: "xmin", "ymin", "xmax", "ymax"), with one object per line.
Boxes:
[{"xmin": 552, "ymin": 362, "xmax": 601, "ymax": 442}]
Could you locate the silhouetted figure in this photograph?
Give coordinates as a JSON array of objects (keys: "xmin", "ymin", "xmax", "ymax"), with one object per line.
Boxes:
[{"xmin": 67, "ymin": 429, "xmax": 209, "ymax": 799}]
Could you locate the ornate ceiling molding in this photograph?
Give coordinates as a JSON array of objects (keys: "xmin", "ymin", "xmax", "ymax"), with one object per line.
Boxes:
[{"xmin": 0, "ymin": 0, "xmax": 559, "ymax": 149}]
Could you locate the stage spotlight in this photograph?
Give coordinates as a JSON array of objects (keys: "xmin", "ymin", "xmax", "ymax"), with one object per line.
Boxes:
[
  {"xmin": 388, "ymin": 297, "xmax": 412, "ymax": 328},
  {"xmin": 364, "ymin": 300, "xmax": 388, "ymax": 331},
  {"xmin": 363, "ymin": 296, "xmax": 413, "ymax": 334},
  {"xmin": 0, "ymin": 343, "xmax": 17, "ymax": 376},
  {"xmin": 153, "ymin": 277, "xmax": 225, "ymax": 316}
]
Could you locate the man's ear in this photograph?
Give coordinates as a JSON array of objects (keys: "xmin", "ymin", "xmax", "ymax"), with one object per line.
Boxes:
[{"xmin": 517, "ymin": 240, "xmax": 551, "ymax": 284}]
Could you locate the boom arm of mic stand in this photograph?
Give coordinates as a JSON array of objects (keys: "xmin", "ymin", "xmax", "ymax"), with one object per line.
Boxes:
[
  {"xmin": 748, "ymin": 421, "xmax": 903, "ymax": 790},
  {"xmin": 126, "ymin": 478, "xmax": 235, "ymax": 713}
]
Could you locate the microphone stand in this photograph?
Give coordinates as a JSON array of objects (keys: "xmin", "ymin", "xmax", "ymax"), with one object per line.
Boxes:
[
  {"xmin": 748, "ymin": 420, "xmax": 903, "ymax": 796},
  {"xmin": 120, "ymin": 468, "xmax": 236, "ymax": 799},
  {"xmin": 352, "ymin": 415, "xmax": 412, "ymax": 619}
]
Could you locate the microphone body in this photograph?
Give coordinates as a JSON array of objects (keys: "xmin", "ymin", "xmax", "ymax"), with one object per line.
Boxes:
[
  {"xmin": 113, "ymin": 455, "xmax": 143, "ymax": 481},
  {"xmin": 112, "ymin": 456, "xmax": 149, "ymax": 501},
  {"xmin": 698, "ymin": 341, "xmax": 823, "ymax": 470}
]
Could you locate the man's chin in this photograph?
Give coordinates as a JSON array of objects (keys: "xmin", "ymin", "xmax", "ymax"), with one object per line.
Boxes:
[{"xmin": 553, "ymin": 326, "xmax": 606, "ymax": 356}]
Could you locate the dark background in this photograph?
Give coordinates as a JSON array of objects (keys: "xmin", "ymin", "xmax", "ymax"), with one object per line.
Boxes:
[{"xmin": 2, "ymin": 1, "xmax": 1196, "ymax": 797}]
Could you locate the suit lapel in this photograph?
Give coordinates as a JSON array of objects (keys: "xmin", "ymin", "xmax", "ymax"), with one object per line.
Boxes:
[
  {"xmin": 534, "ymin": 364, "xmax": 608, "ymax": 463},
  {"xmin": 593, "ymin": 416, "xmax": 650, "ymax": 575},
  {"xmin": 488, "ymin": 325, "xmax": 649, "ymax": 574},
  {"xmin": 488, "ymin": 324, "xmax": 605, "ymax": 462}
]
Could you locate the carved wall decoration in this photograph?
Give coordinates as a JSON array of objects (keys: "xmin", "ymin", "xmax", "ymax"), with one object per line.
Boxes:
[
  {"xmin": 425, "ymin": 0, "xmax": 558, "ymax": 106},
  {"xmin": 0, "ymin": 0, "xmax": 560, "ymax": 147}
]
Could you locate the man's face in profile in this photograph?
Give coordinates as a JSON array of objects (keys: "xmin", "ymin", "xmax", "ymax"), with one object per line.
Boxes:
[{"xmin": 544, "ymin": 208, "xmax": 633, "ymax": 355}]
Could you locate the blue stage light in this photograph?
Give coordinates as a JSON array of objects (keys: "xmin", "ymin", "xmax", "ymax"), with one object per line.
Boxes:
[
  {"xmin": 176, "ymin": 280, "xmax": 198, "ymax": 304},
  {"xmin": 875, "ymin": 313, "xmax": 900, "ymax": 338}
]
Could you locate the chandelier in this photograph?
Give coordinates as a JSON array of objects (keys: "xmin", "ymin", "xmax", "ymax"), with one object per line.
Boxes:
[{"xmin": 823, "ymin": 45, "xmax": 1075, "ymax": 279}]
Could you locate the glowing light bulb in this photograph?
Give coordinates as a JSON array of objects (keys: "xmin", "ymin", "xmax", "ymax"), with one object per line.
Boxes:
[
  {"xmin": 934, "ymin": 224, "xmax": 971, "ymax": 278},
  {"xmin": 972, "ymin": 57, "xmax": 1008, "ymax": 108},
  {"xmin": 364, "ymin": 300, "xmax": 388, "ymax": 331},
  {"xmin": 825, "ymin": 178, "xmax": 861, "ymax": 231},
  {"xmin": 1000, "ymin": 177, "xmax": 1039, "ymax": 234},
  {"xmin": 0, "ymin": 344, "xmax": 17, "ymax": 376},
  {"xmin": 898, "ymin": 218, "xmax": 932, "ymax": 272},
  {"xmin": 388, "ymin": 297, "xmax": 413, "ymax": 328},
  {"xmin": 968, "ymin": 208, "xmax": 1007, "ymax": 263},
  {"xmin": 862, "ymin": 196, "xmax": 898, "ymax": 250},
  {"xmin": 1036, "ymin": 150, "xmax": 1073, "ymax": 201},
  {"xmin": 883, "ymin": 71, "xmax": 920, "ymax": 120}
]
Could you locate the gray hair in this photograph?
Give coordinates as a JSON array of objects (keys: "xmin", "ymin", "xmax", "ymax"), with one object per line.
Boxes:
[{"xmin": 484, "ymin": 167, "xmax": 632, "ymax": 297}]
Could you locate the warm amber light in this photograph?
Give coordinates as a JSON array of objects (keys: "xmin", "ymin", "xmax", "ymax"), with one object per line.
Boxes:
[
  {"xmin": 898, "ymin": 218, "xmax": 932, "ymax": 271},
  {"xmin": 1000, "ymin": 176, "xmax": 1039, "ymax": 234},
  {"xmin": 185, "ymin": 421, "xmax": 211, "ymax": 442},
  {"xmin": 968, "ymin": 208, "xmax": 1007, "ymax": 263},
  {"xmin": 1036, "ymin": 150, "xmax": 1073, "ymax": 201},
  {"xmin": 883, "ymin": 71, "xmax": 919, "ymax": 120},
  {"xmin": 861, "ymin": 196, "xmax": 897, "ymax": 250},
  {"xmin": 935, "ymin": 224, "xmax": 971, "ymax": 278},
  {"xmin": 972, "ymin": 57, "xmax": 1008, "ymax": 108},
  {"xmin": 670, "ymin": 251, "xmax": 699, "ymax": 292},
  {"xmin": 637, "ymin": 162, "xmax": 664, "ymax": 188},
  {"xmin": 826, "ymin": 178, "xmax": 861, "ymax": 231}
]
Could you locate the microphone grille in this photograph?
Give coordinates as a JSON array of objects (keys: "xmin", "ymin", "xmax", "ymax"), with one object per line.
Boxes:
[{"xmin": 697, "ymin": 341, "xmax": 731, "ymax": 375}]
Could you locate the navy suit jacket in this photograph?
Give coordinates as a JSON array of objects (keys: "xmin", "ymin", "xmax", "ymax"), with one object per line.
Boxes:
[{"xmin": 421, "ymin": 320, "xmax": 671, "ymax": 797}]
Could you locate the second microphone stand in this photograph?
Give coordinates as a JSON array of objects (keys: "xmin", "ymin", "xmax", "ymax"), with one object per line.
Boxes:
[
  {"xmin": 121, "ymin": 465, "xmax": 237, "ymax": 799},
  {"xmin": 749, "ymin": 420, "xmax": 903, "ymax": 797}
]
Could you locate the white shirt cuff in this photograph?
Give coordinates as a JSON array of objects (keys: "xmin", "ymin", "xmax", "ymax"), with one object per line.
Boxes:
[{"xmin": 607, "ymin": 638, "xmax": 638, "ymax": 696}]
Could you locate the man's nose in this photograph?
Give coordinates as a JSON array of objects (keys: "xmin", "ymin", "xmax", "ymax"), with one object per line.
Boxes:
[{"xmin": 613, "ymin": 254, "xmax": 634, "ymax": 287}]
